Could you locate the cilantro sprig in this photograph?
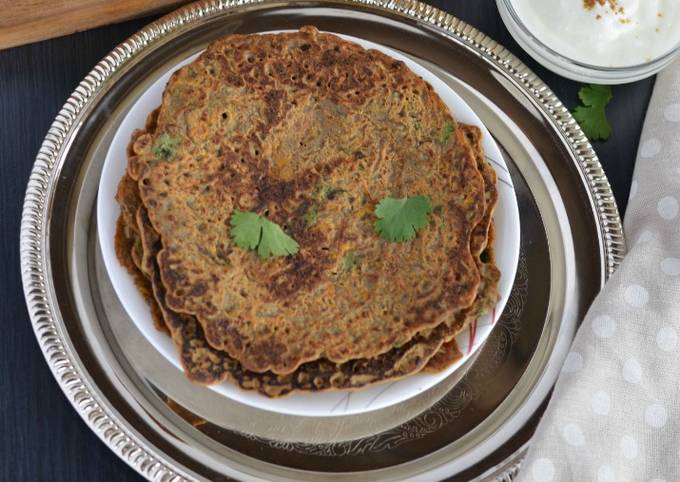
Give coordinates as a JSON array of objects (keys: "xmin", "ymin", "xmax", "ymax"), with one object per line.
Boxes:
[
  {"xmin": 572, "ymin": 84, "xmax": 613, "ymax": 141},
  {"xmin": 230, "ymin": 211, "xmax": 299, "ymax": 259},
  {"xmin": 373, "ymin": 195, "xmax": 432, "ymax": 242}
]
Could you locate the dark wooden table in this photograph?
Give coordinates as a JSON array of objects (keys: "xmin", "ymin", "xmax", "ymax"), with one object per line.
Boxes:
[{"xmin": 0, "ymin": 1, "xmax": 654, "ymax": 480}]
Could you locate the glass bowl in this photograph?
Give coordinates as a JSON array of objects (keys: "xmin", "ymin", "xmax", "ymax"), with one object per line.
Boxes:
[{"xmin": 497, "ymin": 0, "xmax": 680, "ymax": 84}]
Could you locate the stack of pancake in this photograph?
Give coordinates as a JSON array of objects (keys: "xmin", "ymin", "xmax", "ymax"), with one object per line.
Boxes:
[{"xmin": 114, "ymin": 27, "xmax": 500, "ymax": 397}]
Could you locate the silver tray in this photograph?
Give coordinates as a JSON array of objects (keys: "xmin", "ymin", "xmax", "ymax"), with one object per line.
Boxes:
[{"xmin": 20, "ymin": 0, "xmax": 625, "ymax": 480}]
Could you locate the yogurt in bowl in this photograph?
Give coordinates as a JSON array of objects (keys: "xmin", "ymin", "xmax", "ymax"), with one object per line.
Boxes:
[{"xmin": 497, "ymin": 0, "xmax": 680, "ymax": 83}]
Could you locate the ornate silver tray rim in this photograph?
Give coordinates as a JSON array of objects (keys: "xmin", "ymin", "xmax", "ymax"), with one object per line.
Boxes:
[{"xmin": 20, "ymin": 0, "xmax": 625, "ymax": 480}]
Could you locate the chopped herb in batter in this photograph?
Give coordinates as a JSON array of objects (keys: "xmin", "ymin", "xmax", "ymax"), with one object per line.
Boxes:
[
  {"xmin": 303, "ymin": 205, "xmax": 318, "ymax": 227},
  {"xmin": 318, "ymin": 183, "xmax": 346, "ymax": 200},
  {"xmin": 342, "ymin": 251, "xmax": 360, "ymax": 272},
  {"xmin": 152, "ymin": 134, "xmax": 181, "ymax": 160},
  {"xmin": 441, "ymin": 122, "xmax": 454, "ymax": 144}
]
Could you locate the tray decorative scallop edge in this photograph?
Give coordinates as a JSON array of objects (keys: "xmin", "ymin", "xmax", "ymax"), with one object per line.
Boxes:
[{"xmin": 19, "ymin": 0, "xmax": 625, "ymax": 480}]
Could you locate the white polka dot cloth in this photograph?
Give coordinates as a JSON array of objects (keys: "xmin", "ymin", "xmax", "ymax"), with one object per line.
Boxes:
[{"xmin": 518, "ymin": 61, "xmax": 680, "ymax": 481}]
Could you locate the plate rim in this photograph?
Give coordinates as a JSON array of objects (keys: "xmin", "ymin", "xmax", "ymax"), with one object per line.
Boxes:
[
  {"xmin": 19, "ymin": 0, "xmax": 625, "ymax": 480},
  {"xmin": 94, "ymin": 30, "xmax": 521, "ymax": 417}
]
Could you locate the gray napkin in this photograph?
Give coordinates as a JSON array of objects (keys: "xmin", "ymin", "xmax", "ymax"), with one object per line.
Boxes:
[{"xmin": 518, "ymin": 61, "xmax": 680, "ymax": 481}]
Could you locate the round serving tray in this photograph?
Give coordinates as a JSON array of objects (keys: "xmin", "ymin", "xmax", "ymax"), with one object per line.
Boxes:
[{"xmin": 20, "ymin": 1, "xmax": 625, "ymax": 480}]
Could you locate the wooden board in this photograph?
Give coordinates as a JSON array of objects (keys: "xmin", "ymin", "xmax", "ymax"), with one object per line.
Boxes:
[{"xmin": 0, "ymin": 0, "xmax": 184, "ymax": 50}]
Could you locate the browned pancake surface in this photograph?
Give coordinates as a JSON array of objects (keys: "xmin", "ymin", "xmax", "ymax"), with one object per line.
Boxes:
[
  {"xmin": 128, "ymin": 26, "xmax": 487, "ymax": 374},
  {"xmin": 113, "ymin": 124, "xmax": 500, "ymax": 395},
  {"xmin": 114, "ymin": 196, "xmax": 495, "ymax": 396}
]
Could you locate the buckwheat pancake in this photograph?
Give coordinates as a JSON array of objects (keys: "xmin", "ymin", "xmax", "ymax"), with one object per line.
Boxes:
[
  {"xmin": 127, "ymin": 26, "xmax": 488, "ymax": 374},
  {"xmin": 114, "ymin": 120, "xmax": 499, "ymax": 396},
  {"xmin": 114, "ymin": 184, "xmax": 497, "ymax": 396},
  {"xmin": 137, "ymin": 205, "xmax": 445, "ymax": 394}
]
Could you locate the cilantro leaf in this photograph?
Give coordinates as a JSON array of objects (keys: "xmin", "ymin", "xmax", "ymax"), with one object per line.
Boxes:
[
  {"xmin": 373, "ymin": 195, "xmax": 432, "ymax": 242},
  {"xmin": 230, "ymin": 210, "xmax": 299, "ymax": 259},
  {"xmin": 230, "ymin": 211, "xmax": 262, "ymax": 250},
  {"xmin": 257, "ymin": 222, "xmax": 299, "ymax": 259},
  {"xmin": 572, "ymin": 84, "xmax": 613, "ymax": 141},
  {"xmin": 578, "ymin": 84, "xmax": 613, "ymax": 106}
]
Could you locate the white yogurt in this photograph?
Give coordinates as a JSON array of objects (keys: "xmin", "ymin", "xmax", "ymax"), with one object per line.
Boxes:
[{"xmin": 510, "ymin": 0, "xmax": 680, "ymax": 67}]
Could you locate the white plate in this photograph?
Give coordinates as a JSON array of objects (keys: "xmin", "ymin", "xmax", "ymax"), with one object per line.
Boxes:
[{"xmin": 97, "ymin": 32, "xmax": 520, "ymax": 417}]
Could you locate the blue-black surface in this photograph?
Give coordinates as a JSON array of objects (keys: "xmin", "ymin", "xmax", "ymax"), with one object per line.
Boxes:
[{"xmin": 0, "ymin": 2, "xmax": 652, "ymax": 480}]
